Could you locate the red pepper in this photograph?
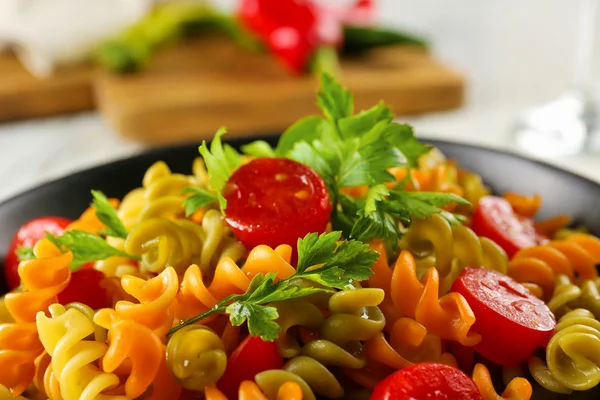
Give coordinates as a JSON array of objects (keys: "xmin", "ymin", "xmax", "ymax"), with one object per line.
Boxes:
[{"xmin": 239, "ymin": 0, "xmax": 375, "ymax": 74}]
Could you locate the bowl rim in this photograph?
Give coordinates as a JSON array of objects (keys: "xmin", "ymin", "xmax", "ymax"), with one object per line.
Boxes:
[{"xmin": 1, "ymin": 136, "xmax": 598, "ymax": 210}]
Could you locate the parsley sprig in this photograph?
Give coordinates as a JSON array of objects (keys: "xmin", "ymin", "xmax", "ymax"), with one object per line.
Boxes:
[
  {"xmin": 181, "ymin": 73, "xmax": 469, "ymax": 246},
  {"xmin": 169, "ymin": 231, "xmax": 379, "ymax": 340},
  {"xmin": 91, "ymin": 190, "xmax": 129, "ymax": 239},
  {"xmin": 42, "ymin": 190, "xmax": 139, "ymax": 270},
  {"xmin": 16, "ymin": 246, "xmax": 36, "ymax": 261},
  {"xmin": 46, "ymin": 230, "xmax": 140, "ymax": 271}
]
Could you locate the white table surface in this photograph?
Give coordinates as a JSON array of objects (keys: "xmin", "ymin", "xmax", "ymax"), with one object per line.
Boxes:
[{"xmin": 1, "ymin": 0, "xmax": 599, "ymax": 203}]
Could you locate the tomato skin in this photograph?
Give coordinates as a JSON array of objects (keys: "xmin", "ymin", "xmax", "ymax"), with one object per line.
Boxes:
[
  {"xmin": 451, "ymin": 267, "xmax": 555, "ymax": 367},
  {"xmin": 57, "ymin": 269, "xmax": 110, "ymax": 310},
  {"xmin": 471, "ymin": 196, "xmax": 540, "ymax": 258},
  {"xmin": 217, "ymin": 335, "xmax": 283, "ymax": 399},
  {"xmin": 370, "ymin": 363, "xmax": 483, "ymax": 400},
  {"xmin": 224, "ymin": 158, "xmax": 332, "ymax": 251},
  {"xmin": 4, "ymin": 216, "xmax": 73, "ymax": 290}
]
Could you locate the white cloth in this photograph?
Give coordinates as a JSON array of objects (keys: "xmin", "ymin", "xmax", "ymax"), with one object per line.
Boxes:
[{"xmin": 0, "ymin": 0, "xmax": 154, "ymax": 77}]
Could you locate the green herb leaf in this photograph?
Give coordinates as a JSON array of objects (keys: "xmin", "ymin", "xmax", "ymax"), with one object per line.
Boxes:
[
  {"xmin": 16, "ymin": 246, "xmax": 35, "ymax": 261},
  {"xmin": 198, "ymin": 127, "xmax": 241, "ymax": 210},
  {"xmin": 384, "ymin": 123, "xmax": 433, "ymax": 168},
  {"xmin": 300, "ymin": 266, "xmax": 353, "ymax": 290},
  {"xmin": 317, "ymin": 73, "xmax": 354, "ymax": 125},
  {"xmin": 226, "ymin": 302, "xmax": 280, "ymax": 341},
  {"xmin": 364, "ymin": 185, "xmax": 389, "ymax": 213},
  {"xmin": 225, "ymin": 272, "xmax": 329, "ymax": 340},
  {"xmin": 338, "ymin": 139, "xmax": 406, "ymax": 187},
  {"xmin": 296, "ymin": 231, "xmax": 342, "ymax": 274},
  {"xmin": 275, "ymin": 115, "xmax": 326, "ymax": 156},
  {"xmin": 389, "ymin": 191, "xmax": 469, "ymax": 223},
  {"xmin": 91, "ymin": 190, "xmax": 128, "ymax": 239},
  {"xmin": 351, "ymin": 207, "xmax": 401, "ymax": 244},
  {"xmin": 181, "ymin": 187, "xmax": 218, "ymax": 216},
  {"xmin": 338, "ymin": 101, "xmax": 393, "ymax": 139},
  {"xmin": 323, "ymin": 239, "xmax": 379, "ymax": 281},
  {"xmin": 46, "ymin": 230, "xmax": 140, "ymax": 270},
  {"xmin": 287, "ymin": 141, "xmax": 337, "ymax": 197},
  {"xmin": 241, "ymin": 140, "xmax": 276, "ymax": 158}
]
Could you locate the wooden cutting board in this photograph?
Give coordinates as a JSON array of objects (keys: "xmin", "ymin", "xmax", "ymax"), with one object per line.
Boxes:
[
  {"xmin": 0, "ymin": 52, "xmax": 94, "ymax": 122},
  {"xmin": 95, "ymin": 36, "xmax": 465, "ymax": 146}
]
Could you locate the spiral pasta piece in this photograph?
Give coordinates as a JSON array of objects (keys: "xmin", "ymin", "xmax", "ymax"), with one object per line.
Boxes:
[
  {"xmin": 95, "ymin": 237, "xmax": 142, "ymax": 278},
  {"xmin": 36, "ymin": 304, "xmax": 125, "ymax": 400},
  {"xmin": 0, "ymin": 239, "xmax": 71, "ymax": 396},
  {"xmin": 277, "ymin": 357, "xmax": 339, "ymax": 399},
  {"xmin": 401, "ymin": 214, "xmax": 507, "ymax": 293},
  {"xmin": 125, "ymin": 209, "xmax": 245, "ymax": 274},
  {"xmin": 502, "ymin": 193, "xmax": 541, "ymax": 218},
  {"xmin": 118, "ymin": 160, "xmax": 219, "ymax": 230},
  {"xmin": 547, "ymin": 275, "xmax": 581, "ymax": 318},
  {"xmin": 204, "ymin": 380, "xmax": 307, "ymax": 400},
  {"xmin": 97, "ymin": 318, "xmax": 165, "ymax": 398},
  {"xmin": 546, "ymin": 309, "xmax": 600, "ymax": 391},
  {"xmin": 508, "ymin": 234, "xmax": 600, "ymax": 301},
  {"xmin": 472, "ymin": 363, "xmax": 532, "ymax": 400},
  {"xmin": 33, "ymin": 303, "xmax": 107, "ymax": 399},
  {"xmin": 174, "ymin": 256, "xmax": 251, "ymax": 322},
  {"xmin": 0, "ymin": 297, "xmax": 13, "ymax": 323},
  {"xmin": 390, "ymin": 250, "xmax": 480, "ymax": 346},
  {"xmin": 527, "ymin": 309, "xmax": 600, "ymax": 393},
  {"xmin": 572, "ymin": 279, "xmax": 600, "ymax": 319},
  {"xmin": 0, "ymin": 385, "xmax": 27, "ymax": 400},
  {"xmin": 95, "ymin": 267, "xmax": 178, "ymax": 338},
  {"xmin": 271, "ymin": 299, "xmax": 325, "ymax": 358},
  {"xmin": 301, "ymin": 289, "xmax": 386, "ymax": 370},
  {"xmin": 166, "ymin": 325, "xmax": 227, "ymax": 391},
  {"xmin": 242, "ymin": 244, "xmax": 296, "ymax": 281}
]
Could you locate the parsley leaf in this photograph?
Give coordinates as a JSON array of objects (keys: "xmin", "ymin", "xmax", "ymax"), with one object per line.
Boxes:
[
  {"xmin": 350, "ymin": 185, "xmax": 401, "ymax": 244},
  {"xmin": 241, "ymin": 140, "xmax": 276, "ymax": 158},
  {"xmin": 181, "ymin": 187, "xmax": 218, "ymax": 216},
  {"xmin": 350, "ymin": 185, "xmax": 470, "ymax": 244},
  {"xmin": 227, "ymin": 302, "xmax": 280, "ymax": 340},
  {"xmin": 287, "ymin": 141, "xmax": 337, "ymax": 196},
  {"xmin": 338, "ymin": 101, "xmax": 393, "ymax": 139},
  {"xmin": 275, "ymin": 116, "xmax": 326, "ymax": 156},
  {"xmin": 16, "ymin": 246, "xmax": 35, "ymax": 261},
  {"xmin": 198, "ymin": 127, "xmax": 241, "ymax": 210},
  {"xmin": 296, "ymin": 232, "xmax": 341, "ymax": 273},
  {"xmin": 384, "ymin": 123, "xmax": 433, "ymax": 168},
  {"xmin": 338, "ymin": 139, "xmax": 406, "ymax": 187},
  {"xmin": 317, "ymin": 73, "xmax": 354, "ymax": 126},
  {"xmin": 324, "ymin": 236, "xmax": 379, "ymax": 281},
  {"xmin": 91, "ymin": 190, "xmax": 128, "ymax": 239},
  {"xmin": 388, "ymin": 191, "xmax": 469, "ymax": 224},
  {"xmin": 46, "ymin": 230, "xmax": 140, "ymax": 270}
]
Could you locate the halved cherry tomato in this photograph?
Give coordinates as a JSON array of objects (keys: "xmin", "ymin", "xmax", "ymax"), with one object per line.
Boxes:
[
  {"xmin": 370, "ymin": 363, "xmax": 483, "ymax": 400},
  {"xmin": 224, "ymin": 158, "xmax": 332, "ymax": 251},
  {"xmin": 471, "ymin": 196, "xmax": 543, "ymax": 258},
  {"xmin": 57, "ymin": 269, "xmax": 110, "ymax": 310},
  {"xmin": 217, "ymin": 335, "xmax": 283, "ymax": 399},
  {"xmin": 451, "ymin": 267, "xmax": 555, "ymax": 367},
  {"xmin": 4, "ymin": 216, "xmax": 73, "ymax": 289}
]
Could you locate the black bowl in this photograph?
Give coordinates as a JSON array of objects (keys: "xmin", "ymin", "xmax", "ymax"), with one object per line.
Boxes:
[
  {"xmin": 2, "ymin": 136, "xmax": 600, "ymax": 288},
  {"xmin": 1, "ymin": 136, "xmax": 600, "ymax": 399}
]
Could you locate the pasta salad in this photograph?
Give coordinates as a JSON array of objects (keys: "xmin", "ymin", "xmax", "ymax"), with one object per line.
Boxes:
[{"xmin": 1, "ymin": 75, "xmax": 599, "ymax": 400}]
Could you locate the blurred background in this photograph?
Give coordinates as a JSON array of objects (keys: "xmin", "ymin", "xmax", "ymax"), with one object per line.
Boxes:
[{"xmin": 1, "ymin": 0, "xmax": 599, "ymax": 203}]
